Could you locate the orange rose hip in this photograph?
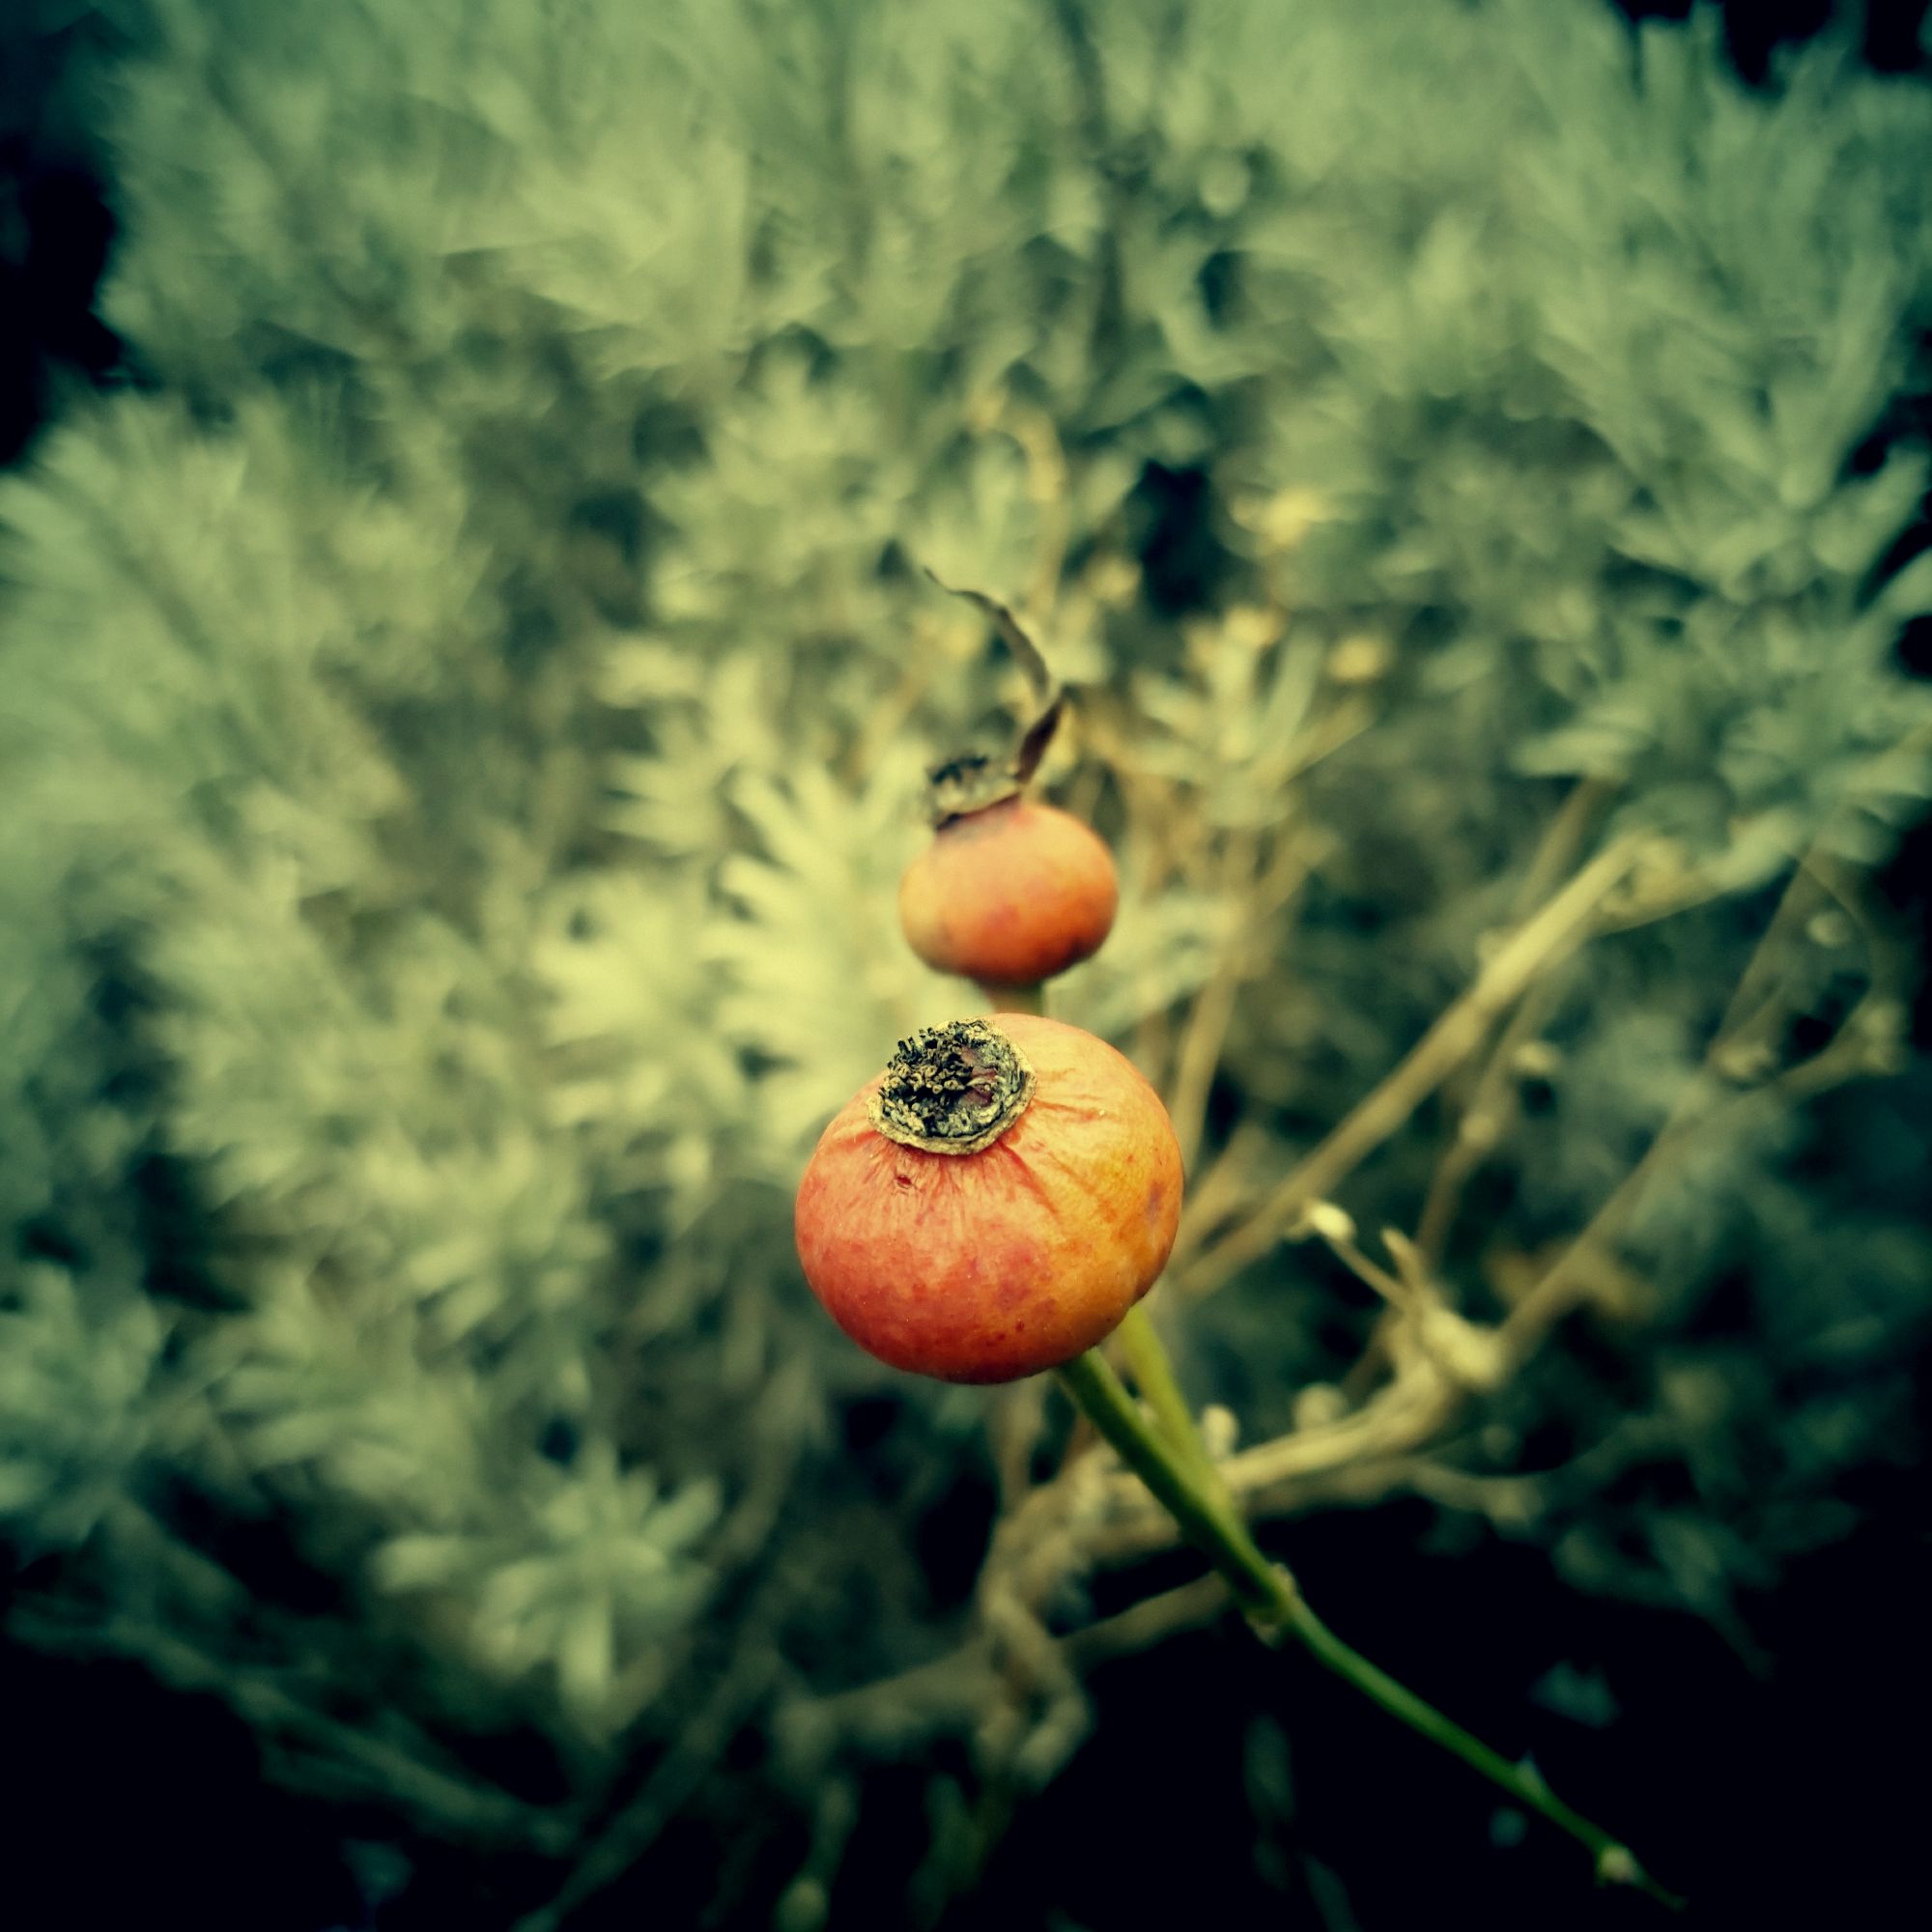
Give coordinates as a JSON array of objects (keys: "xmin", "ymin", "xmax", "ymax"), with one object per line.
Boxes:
[
  {"xmin": 897, "ymin": 796, "xmax": 1118, "ymax": 988},
  {"xmin": 793, "ymin": 1015, "xmax": 1182, "ymax": 1383}
]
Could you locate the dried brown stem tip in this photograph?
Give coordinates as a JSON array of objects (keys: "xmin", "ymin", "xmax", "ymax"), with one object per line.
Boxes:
[{"xmin": 920, "ymin": 568, "xmax": 1066, "ymax": 822}]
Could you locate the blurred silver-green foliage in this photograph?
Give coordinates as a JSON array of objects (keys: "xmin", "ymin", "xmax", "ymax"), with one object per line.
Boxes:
[{"xmin": 3, "ymin": 0, "xmax": 1930, "ymax": 1910}]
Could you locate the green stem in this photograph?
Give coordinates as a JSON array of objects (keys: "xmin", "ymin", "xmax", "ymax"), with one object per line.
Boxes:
[
  {"xmin": 1054, "ymin": 1349, "xmax": 1683, "ymax": 1910},
  {"xmin": 1115, "ymin": 1302, "xmax": 1223, "ymax": 1494},
  {"xmin": 1059, "ymin": 1350, "xmax": 1260, "ymax": 1598},
  {"xmin": 982, "ymin": 980, "xmax": 1047, "ymax": 1015}
]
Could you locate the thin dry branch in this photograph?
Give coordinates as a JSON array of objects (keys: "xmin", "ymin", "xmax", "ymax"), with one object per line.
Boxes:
[
  {"xmin": 1178, "ymin": 837, "xmax": 1645, "ymax": 1299},
  {"xmin": 1498, "ymin": 990, "xmax": 1900, "ymax": 1366},
  {"xmin": 1413, "ymin": 972, "xmax": 1565, "ymax": 1264},
  {"xmin": 1166, "ymin": 831, "xmax": 1262, "ymax": 1169},
  {"xmin": 1062, "ymin": 1574, "xmax": 1232, "ymax": 1666},
  {"xmin": 1498, "ymin": 834, "xmax": 1912, "ymax": 1366}
]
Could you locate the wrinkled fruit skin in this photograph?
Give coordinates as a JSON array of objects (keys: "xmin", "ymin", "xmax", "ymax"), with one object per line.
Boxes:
[
  {"xmin": 794, "ymin": 1014, "xmax": 1183, "ymax": 1383},
  {"xmin": 897, "ymin": 797, "xmax": 1119, "ymax": 987}
]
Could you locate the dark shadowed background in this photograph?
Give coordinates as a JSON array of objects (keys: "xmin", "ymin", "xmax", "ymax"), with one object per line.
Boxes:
[{"xmin": 5, "ymin": 3, "xmax": 1930, "ymax": 1928}]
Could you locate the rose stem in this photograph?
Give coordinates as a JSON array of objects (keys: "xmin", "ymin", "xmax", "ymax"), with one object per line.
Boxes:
[
  {"xmin": 1055, "ymin": 1346, "xmax": 1682, "ymax": 1909},
  {"xmin": 979, "ymin": 980, "xmax": 1046, "ymax": 1015},
  {"xmin": 1114, "ymin": 1302, "xmax": 1224, "ymax": 1493}
]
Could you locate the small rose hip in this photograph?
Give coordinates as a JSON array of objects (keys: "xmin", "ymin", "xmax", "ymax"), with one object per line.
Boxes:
[{"xmin": 897, "ymin": 794, "xmax": 1119, "ymax": 989}]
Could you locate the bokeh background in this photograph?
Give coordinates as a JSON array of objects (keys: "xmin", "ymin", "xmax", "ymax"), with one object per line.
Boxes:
[{"xmin": 4, "ymin": 2, "xmax": 1930, "ymax": 1927}]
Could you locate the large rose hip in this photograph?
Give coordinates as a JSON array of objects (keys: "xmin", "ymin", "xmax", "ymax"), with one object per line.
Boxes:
[
  {"xmin": 897, "ymin": 797, "xmax": 1118, "ymax": 988},
  {"xmin": 794, "ymin": 1014, "xmax": 1183, "ymax": 1383}
]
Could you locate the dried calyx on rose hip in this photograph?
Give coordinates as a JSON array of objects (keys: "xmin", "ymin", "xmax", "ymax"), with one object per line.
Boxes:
[
  {"xmin": 898, "ymin": 576, "xmax": 1119, "ymax": 990},
  {"xmin": 794, "ymin": 1015, "xmax": 1183, "ymax": 1383}
]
